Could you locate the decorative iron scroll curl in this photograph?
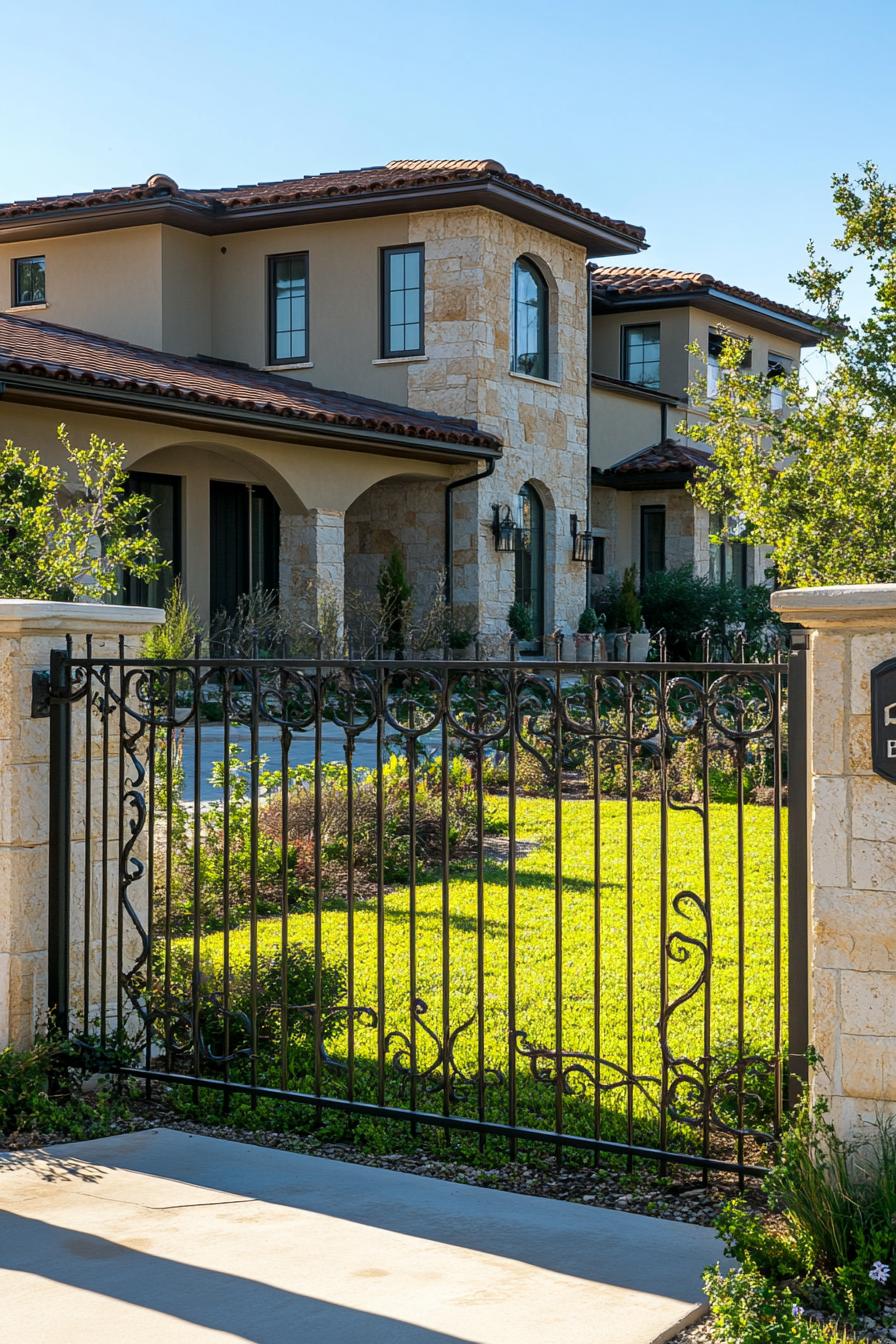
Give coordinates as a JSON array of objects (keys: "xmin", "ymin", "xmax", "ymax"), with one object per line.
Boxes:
[
  {"xmin": 385, "ymin": 998, "xmax": 503, "ymax": 1103},
  {"xmin": 145, "ymin": 989, "xmax": 254, "ymax": 1065},
  {"xmin": 513, "ymin": 1031, "xmax": 661, "ymax": 1105},
  {"xmin": 659, "ymin": 889, "xmax": 776, "ymax": 1145}
]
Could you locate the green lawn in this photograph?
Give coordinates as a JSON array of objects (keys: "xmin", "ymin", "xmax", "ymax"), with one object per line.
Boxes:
[{"xmin": 170, "ymin": 796, "xmax": 786, "ymax": 1160}]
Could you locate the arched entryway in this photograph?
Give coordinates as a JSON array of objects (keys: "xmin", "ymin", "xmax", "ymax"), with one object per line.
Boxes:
[{"xmin": 514, "ymin": 481, "xmax": 545, "ymax": 649}]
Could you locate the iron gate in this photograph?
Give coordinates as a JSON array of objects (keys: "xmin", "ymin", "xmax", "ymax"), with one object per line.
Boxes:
[{"xmin": 44, "ymin": 637, "xmax": 807, "ymax": 1180}]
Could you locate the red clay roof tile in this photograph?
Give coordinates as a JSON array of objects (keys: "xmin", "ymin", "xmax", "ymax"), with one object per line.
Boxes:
[{"xmin": 591, "ymin": 266, "xmax": 818, "ymax": 328}]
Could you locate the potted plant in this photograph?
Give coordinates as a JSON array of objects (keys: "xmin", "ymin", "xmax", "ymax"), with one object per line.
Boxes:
[
  {"xmin": 507, "ymin": 600, "xmax": 535, "ymax": 647},
  {"xmin": 614, "ymin": 566, "xmax": 651, "ymax": 660},
  {"xmin": 447, "ymin": 623, "xmax": 475, "ymax": 659},
  {"xmin": 574, "ymin": 606, "xmax": 602, "ymax": 662}
]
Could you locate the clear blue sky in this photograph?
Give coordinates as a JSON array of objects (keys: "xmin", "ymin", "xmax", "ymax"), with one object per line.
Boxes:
[{"xmin": 5, "ymin": 0, "xmax": 893, "ymax": 321}]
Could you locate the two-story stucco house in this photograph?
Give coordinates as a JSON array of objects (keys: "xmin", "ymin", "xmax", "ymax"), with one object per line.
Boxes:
[{"xmin": 0, "ymin": 159, "xmax": 819, "ymax": 648}]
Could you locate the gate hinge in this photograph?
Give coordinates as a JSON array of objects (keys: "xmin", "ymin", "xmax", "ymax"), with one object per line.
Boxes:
[{"xmin": 31, "ymin": 669, "xmax": 51, "ymax": 718}]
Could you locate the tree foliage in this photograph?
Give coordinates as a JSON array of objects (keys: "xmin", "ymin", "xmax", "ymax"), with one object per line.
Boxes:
[
  {"xmin": 684, "ymin": 162, "xmax": 896, "ymax": 587},
  {"xmin": 0, "ymin": 424, "xmax": 163, "ymax": 600}
]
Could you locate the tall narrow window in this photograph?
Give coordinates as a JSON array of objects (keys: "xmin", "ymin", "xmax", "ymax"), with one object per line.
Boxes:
[
  {"xmin": 381, "ymin": 244, "xmax": 424, "ymax": 357},
  {"xmin": 514, "ymin": 482, "xmax": 545, "ymax": 647},
  {"xmin": 640, "ymin": 505, "xmax": 666, "ymax": 578},
  {"xmin": 123, "ymin": 471, "xmax": 181, "ymax": 608},
  {"xmin": 709, "ymin": 512, "xmax": 749, "ymax": 587},
  {"xmin": 707, "ymin": 330, "xmax": 751, "ymax": 397},
  {"xmin": 13, "ymin": 256, "xmax": 45, "ymax": 306},
  {"xmin": 622, "ymin": 324, "xmax": 660, "ymax": 388},
  {"xmin": 268, "ymin": 253, "xmax": 309, "ymax": 364},
  {"xmin": 768, "ymin": 353, "xmax": 792, "ymax": 413},
  {"xmin": 512, "ymin": 257, "xmax": 549, "ymax": 379}
]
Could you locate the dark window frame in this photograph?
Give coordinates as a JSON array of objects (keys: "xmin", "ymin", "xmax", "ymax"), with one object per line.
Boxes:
[
  {"xmin": 640, "ymin": 504, "xmax": 666, "ymax": 580},
  {"xmin": 511, "ymin": 256, "xmax": 550, "ymax": 379},
  {"xmin": 266, "ymin": 251, "xmax": 310, "ymax": 366},
  {"xmin": 123, "ymin": 469, "xmax": 182, "ymax": 607},
  {"xmin": 621, "ymin": 322, "xmax": 661, "ymax": 389},
  {"xmin": 12, "ymin": 255, "xmax": 46, "ymax": 307},
  {"xmin": 590, "ymin": 535, "xmax": 606, "ymax": 576},
  {"xmin": 380, "ymin": 243, "xmax": 425, "ymax": 358}
]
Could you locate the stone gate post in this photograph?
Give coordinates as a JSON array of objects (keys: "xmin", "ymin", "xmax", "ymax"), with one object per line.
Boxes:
[
  {"xmin": 772, "ymin": 585, "xmax": 896, "ymax": 1137},
  {"xmin": 0, "ymin": 601, "xmax": 162, "ymax": 1051}
]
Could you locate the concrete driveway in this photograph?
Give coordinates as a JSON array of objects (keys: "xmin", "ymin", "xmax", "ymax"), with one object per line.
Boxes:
[{"xmin": 0, "ymin": 1128, "xmax": 724, "ymax": 1343}]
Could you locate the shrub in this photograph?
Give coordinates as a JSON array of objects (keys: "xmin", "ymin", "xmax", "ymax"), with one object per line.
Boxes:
[
  {"xmin": 705, "ymin": 1264, "xmax": 851, "ymax": 1343},
  {"xmin": 164, "ymin": 935, "xmax": 346, "ymax": 1066},
  {"xmin": 639, "ymin": 565, "xmax": 784, "ymax": 660},
  {"xmin": 577, "ymin": 606, "xmax": 601, "ymax": 635},
  {"xmin": 378, "ymin": 549, "xmax": 412, "ymax": 654},
  {"xmin": 142, "ymin": 578, "xmax": 200, "ymax": 660},
  {"xmin": 0, "ymin": 1033, "xmax": 132, "ymax": 1141},
  {"xmin": 507, "ymin": 600, "xmax": 535, "ymax": 642},
  {"xmin": 616, "ymin": 565, "xmax": 642, "ymax": 631}
]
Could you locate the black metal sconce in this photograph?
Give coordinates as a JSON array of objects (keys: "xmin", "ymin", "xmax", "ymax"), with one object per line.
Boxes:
[
  {"xmin": 570, "ymin": 513, "xmax": 594, "ymax": 564},
  {"xmin": 492, "ymin": 504, "xmax": 516, "ymax": 553}
]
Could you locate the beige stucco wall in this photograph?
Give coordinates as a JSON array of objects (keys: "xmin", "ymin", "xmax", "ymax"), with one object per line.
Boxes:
[
  {"xmin": 406, "ymin": 205, "xmax": 590, "ymax": 639},
  {"xmin": 591, "ymin": 305, "xmax": 691, "ymax": 400},
  {"xmin": 209, "ymin": 214, "xmax": 413, "ymax": 404},
  {"xmin": 0, "ymin": 225, "xmax": 164, "ymax": 348},
  {"xmin": 771, "ymin": 586, "xmax": 896, "ymax": 1139},
  {"xmin": 590, "ymin": 386, "xmax": 665, "ymax": 471},
  {"xmin": 161, "ymin": 227, "xmax": 213, "ymax": 356}
]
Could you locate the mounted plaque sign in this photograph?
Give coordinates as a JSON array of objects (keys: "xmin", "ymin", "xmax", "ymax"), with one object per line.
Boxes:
[{"xmin": 871, "ymin": 657, "xmax": 896, "ymax": 782}]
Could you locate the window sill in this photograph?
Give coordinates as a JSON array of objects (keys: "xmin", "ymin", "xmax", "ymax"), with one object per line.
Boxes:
[
  {"xmin": 371, "ymin": 355, "xmax": 429, "ymax": 366},
  {"xmin": 5, "ymin": 301, "xmax": 47, "ymax": 313},
  {"xmin": 509, "ymin": 369, "xmax": 561, "ymax": 389},
  {"xmin": 264, "ymin": 361, "xmax": 314, "ymax": 372}
]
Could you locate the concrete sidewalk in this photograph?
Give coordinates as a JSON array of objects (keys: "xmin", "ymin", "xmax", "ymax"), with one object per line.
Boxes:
[{"xmin": 0, "ymin": 1128, "xmax": 725, "ymax": 1344}]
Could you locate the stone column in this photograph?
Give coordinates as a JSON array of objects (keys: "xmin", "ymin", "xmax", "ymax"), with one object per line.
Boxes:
[
  {"xmin": 0, "ymin": 600, "xmax": 162, "ymax": 1050},
  {"xmin": 280, "ymin": 509, "xmax": 345, "ymax": 647},
  {"xmin": 772, "ymin": 585, "xmax": 896, "ymax": 1137}
]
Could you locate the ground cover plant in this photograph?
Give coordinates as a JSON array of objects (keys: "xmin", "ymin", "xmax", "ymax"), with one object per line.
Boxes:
[{"xmin": 158, "ymin": 789, "xmax": 784, "ymax": 1166}]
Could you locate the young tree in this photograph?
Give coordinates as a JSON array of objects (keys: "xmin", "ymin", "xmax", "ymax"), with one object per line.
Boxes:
[
  {"xmin": 0, "ymin": 423, "xmax": 163, "ymax": 599},
  {"xmin": 684, "ymin": 162, "xmax": 896, "ymax": 587}
]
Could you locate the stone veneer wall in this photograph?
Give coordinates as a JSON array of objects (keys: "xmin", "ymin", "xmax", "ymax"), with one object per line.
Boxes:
[
  {"xmin": 344, "ymin": 477, "xmax": 447, "ymax": 626},
  {"xmin": 772, "ymin": 585, "xmax": 896, "ymax": 1138},
  {"xmin": 407, "ymin": 206, "xmax": 590, "ymax": 638},
  {"xmin": 0, "ymin": 602, "xmax": 162, "ymax": 1050}
]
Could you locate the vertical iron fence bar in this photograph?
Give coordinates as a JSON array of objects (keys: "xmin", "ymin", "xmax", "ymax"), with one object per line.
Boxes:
[
  {"xmin": 440, "ymin": 681, "xmax": 451, "ymax": 1141},
  {"xmin": 507, "ymin": 655, "xmax": 518, "ymax": 1159},
  {"xmin": 249, "ymin": 653, "xmax": 261, "ymax": 1104},
  {"xmin": 163, "ymin": 671, "xmax": 175, "ymax": 1074},
  {"xmin": 100, "ymin": 662, "xmax": 111, "ymax": 1048},
  {"xmin": 475, "ymin": 677, "xmax": 486, "ymax": 1150},
  {"xmin": 192, "ymin": 645, "xmax": 203, "ymax": 1101},
  {"xmin": 787, "ymin": 630, "xmax": 810, "ymax": 1106},
  {"xmin": 592, "ymin": 669, "xmax": 603, "ymax": 1166},
  {"xmin": 553, "ymin": 644, "xmax": 564, "ymax": 1163},
  {"xmin": 48, "ymin": 646, "xmax": 72, "ymax": 1040},
  {"xmin": 82, "ymin": 637, "xmax": 93, "ymax": 1040},
  {"xmin": 701, "ymin": 651, "xmax": 713, "ymax": 1175},
  {"xmin": 222, "ymin": 667, "xmax": 232, "ymax": 1104},
  {"xmin": 736, "ymin": 707, "xmax": 746, "ymax": 1185},
  {"xmin": 280, "ymin": 665, "xmax": 290, "ymax": 1093},
  {"xmin": 624, "ymin": 670, "xmax": 635, "ymax": 1169},
  {"xmin": 408, "ymin": 693, "xmax": 419, "ymax": 1131},
  {"xmin": 345, "ymin": 718, "xmax": 356, "ymax": 1104},
  {"xmin": 145, "ymin": 678, "xmax": 156, "ymax": 1097},
  {"xmin": 116, "ymin": 639, "xmax": 126, "ymax": 1038},
  {"xmin": 375, "ymin": 660, "xmax": 385, "ymax": 1111},
  {"xmin": 772, "ymin": 662, "xmax": 784, "ymax": 1136},
  {"xmin": 658, "ymin": 658, "xmax": 669, "ymax": 1174}
]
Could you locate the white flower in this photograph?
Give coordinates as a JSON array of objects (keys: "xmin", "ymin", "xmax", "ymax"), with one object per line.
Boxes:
[{"xmin": 870, "ymin": 1261, "xmax": 891, "ymax": 1284}]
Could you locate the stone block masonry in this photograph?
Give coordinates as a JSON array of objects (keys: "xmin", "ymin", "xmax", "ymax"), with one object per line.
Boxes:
[
  {"xmin": 0, "ymin": 601, "xmax": 162, "ymax": 1050},
  {"xmin": 772, "ymin": 585, "xmax": 896, "ymax": 1137}
]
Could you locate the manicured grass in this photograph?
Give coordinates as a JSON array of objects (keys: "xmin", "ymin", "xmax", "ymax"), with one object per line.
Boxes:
[{"xmin": 170, "ymin": 796, "xmax": 786, "ymax": 1160}]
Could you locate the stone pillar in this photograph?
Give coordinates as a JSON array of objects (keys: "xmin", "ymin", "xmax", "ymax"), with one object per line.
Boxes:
[
  {"xmin": 772, "ymin": 585, "xmax": 896, "ymax": 1137},
  {"xmin": 0, "ymin": 601, "xmax": 162, "ymax": 1050},
  {"xmin": 280, "ymin": 509, "xmax": 345, "ymax": 647}
]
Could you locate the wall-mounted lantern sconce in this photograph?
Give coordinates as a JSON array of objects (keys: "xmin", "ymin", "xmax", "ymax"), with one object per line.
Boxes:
[
  {"xmin": 492, "ymin": 504, "xmax": 517, "ymax": 553},
  {"xmin": 570, "ymin": 513, "xmax": 595, "ymax": 564}
]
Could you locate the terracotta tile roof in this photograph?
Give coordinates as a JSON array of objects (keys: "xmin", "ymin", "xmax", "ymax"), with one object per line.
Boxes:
[
  {"xmin": 600, "ymin": 439, "xmax": 712, "ymax": 476},
  {"xmin": 0, "ymin": 312, "xmax": 501, "ymax": 453},
  {"xmin": 0, "ymin": 162, "xmax": 646, "ymax": 245},
  {"xmin": 591, "ymin": 266, "xmax": 819, "ymax": 328}
]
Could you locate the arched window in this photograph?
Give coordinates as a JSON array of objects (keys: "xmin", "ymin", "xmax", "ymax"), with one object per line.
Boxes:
[{"xmin": 512, "ymin": 257, "xmax": 549, "ymax": 379}]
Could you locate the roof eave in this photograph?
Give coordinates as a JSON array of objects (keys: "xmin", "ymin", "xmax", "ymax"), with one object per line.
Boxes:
[
  {"xmin": 0, "ymin": 179, "xmax": 646, "ymax": 254},
  {"xmin": 0, "ymin": 372, "xmax": 502, "ymax": 464},
  {"xmin": 591, "ymin": 465, "xmax": 696, "ymax": 491},
  {"xmin": 592, "ymin": 288, "xmax": 821, "ymax": 346}
]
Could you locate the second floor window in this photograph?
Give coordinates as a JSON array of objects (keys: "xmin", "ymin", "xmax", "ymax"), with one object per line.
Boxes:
[
  {"xmin": 13, "ymin": 256, "xmax": 46, "ymax": 306},
  {"xmin": 768, "ymin": 353, "xmax": 792, "ymax": 412},
  {"xmin": 622, "ymin": 324, "xmax": 660, "ymax": 388},
  {"xmin": 512, "ymin": 257, "xmax": 549, "ymax": 379},
  {"xmin": 707, "ymin": 330, "xmax": 751, "ymax": 397},
  {"xmin": 268, "ymin": 253, "xmax": 309, "ymax": 364},
  {"xmin": 381, "ymin": 244, "xmax": 424, "ymax": 357}
]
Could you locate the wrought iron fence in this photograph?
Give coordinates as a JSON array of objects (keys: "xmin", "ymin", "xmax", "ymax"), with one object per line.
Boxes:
[{"xmin": 45, "ymin": 637, "xmax": 804, "ymax": 1180}]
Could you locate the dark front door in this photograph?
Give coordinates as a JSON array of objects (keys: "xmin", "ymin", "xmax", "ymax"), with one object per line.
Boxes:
[
  {"xmin": 124, "ymin": 471, "xmax": 181, "ymax": 608},
  {"xmin": 210, "ymin": 481, "xmax": 280, "ymax": 619},
  {"xmin": 514, "ymin": 482, "xmax": 545, "ymax": 649}
]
